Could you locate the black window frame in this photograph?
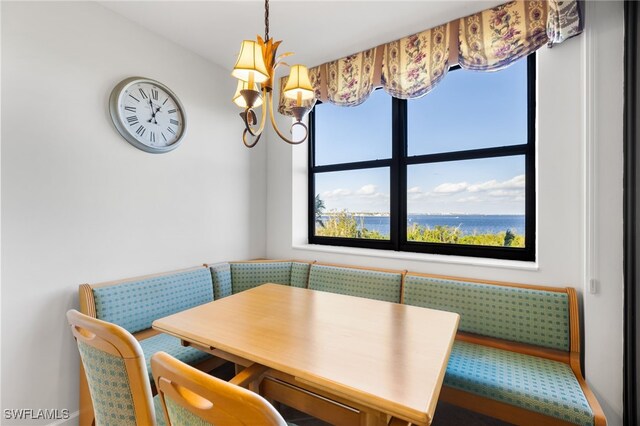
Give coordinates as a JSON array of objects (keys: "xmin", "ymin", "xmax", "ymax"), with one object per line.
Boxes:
[{"xmin": 308, "ymin": 54, "xmax": 536, "ymax": 261}]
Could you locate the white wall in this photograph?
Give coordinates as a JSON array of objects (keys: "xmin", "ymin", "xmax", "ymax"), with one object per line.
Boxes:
[
  {"xmin": 266, "ymin": 2, "xmax": 624, "ymax": 425},
  {"xmin": 0, "ymin": 1, "xmax": 266, "ymax": 423}
]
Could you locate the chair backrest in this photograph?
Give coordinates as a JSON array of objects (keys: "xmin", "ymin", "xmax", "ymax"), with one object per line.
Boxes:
[
  {"xmin": 66, "ymin": 309, "xmax": 156, "ymax": 426},
  {"xmin": 151, "ymin": 351, "xmax": 287, "ymax": 426}
]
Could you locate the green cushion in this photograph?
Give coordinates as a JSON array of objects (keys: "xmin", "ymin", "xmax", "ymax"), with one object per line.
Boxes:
[
  {"xmin": 153, "ymin": 395, "xmax": 167, "ymax": 426},
  {"xmin": 77, "ymin": 341, "xmax": 138, "ymax": 425},
  {"xmin": 403, "ymin": 275, "xmax": 570, "ymax": 351},
  {"xmin": 230, "ymin": 262, "xmax": 292, "ymax": 293},
  {"xmin": 308, "ymin": 265, "xmax": 402, "ymax": 302},
  {"xmin": 209, "ymin": 262, "xmax": 232, "ymax": 299},
  {"xmin": 290, "ymin": 262, "xmax": 311, "ymax": 288},
  {"xmin": 140, "ymin": 333, "xmax": 211, "ymax": 385},
  {"xmin": 93, "ymin": 268, "xmax": 214, "ymax": 334},
  {"xmin": 445, "ymin": 341, "xmax": 593, "ymax": 426},
  {"xmin": 164, "ymin": 395, "xmax": 212, "ymax": 426}
]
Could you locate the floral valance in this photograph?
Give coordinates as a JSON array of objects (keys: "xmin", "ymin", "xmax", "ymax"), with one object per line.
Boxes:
[{"xmin": 278, "ymin": 0, "xmax": 583, "ymax": 116}]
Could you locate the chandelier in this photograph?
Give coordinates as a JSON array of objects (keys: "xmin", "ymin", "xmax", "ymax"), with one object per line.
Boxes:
[{"xmin": 231, "ymin": 0, "xmax": 314, "ymax": 148}]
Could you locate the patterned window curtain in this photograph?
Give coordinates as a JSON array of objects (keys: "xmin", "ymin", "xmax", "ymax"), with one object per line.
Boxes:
[
  {"xmin": 546, "ymin": 0, "xmax": 583, "ymax": 46},
  {"xmin": 458, "ymin": 1, "xmax": 549, "ymax": 71},
  {"xmin": 326, "ymin": 48, "xmax": 377, "ymax": 106},
  {"xmin": 277, "ymin": 66, "xmax": 321, "ymax": 117},
  {"xmin": 381, "ymin": 24, "xmax": 450, "ymax": 99},
  {"xmin": 277, "ymin": 0, "xmax": 584, "ymax": 114}
]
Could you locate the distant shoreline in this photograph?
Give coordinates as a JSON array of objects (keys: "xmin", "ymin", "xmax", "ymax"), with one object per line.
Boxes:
[{"xmin": 321, "ymin": 212, "xmax": 525, "ymax": 217}]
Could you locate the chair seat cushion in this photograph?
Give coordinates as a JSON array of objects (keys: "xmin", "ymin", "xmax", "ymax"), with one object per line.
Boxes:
[
  {"xmin": 445, "ymin": 341, "xmax": 593, "ymax": 426},
  {"xmin": 141, "ymin": 333, "xmax": 212, "ymax": 384}
]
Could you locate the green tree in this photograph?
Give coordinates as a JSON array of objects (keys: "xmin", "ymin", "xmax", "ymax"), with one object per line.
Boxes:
[
  {"xmin": 503, "ymin": 229, "xmax": 515, "ymax": 246},
  {"xmin": 314, "ymin": 194, "xmax": 326, "ymax": 228},
  {"xmin": 315, "ymin": 210, "xmax": 386, "ymax": 240}
]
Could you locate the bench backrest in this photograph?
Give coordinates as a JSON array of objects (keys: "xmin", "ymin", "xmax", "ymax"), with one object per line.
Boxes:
[
  {"xmin": 83, "ymin": 267, "xmax": 214, "ymax": 334},
  {"xmin": 403, "ymin": 274, "xmax": 571, "ymax": 351},
  {"xmin": 230, "ymin": 261, "xmax": 293, "ymax": 293},
  {"xmin": 308, "ymin": 264, "xmax": 403, "ymax": 303},
  {"xmin": 208, "ymin": 261, "xmax": 313, "ymax": 298}
]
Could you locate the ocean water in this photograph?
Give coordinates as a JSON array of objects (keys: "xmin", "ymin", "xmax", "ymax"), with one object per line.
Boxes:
[{"xmin": 320, "ymin": 214, "xmax": 525, "ymax": 237}]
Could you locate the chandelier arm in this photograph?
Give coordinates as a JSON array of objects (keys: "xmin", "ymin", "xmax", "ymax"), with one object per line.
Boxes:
[
  {"xmin": 264, "ymin": 0, "xmax": 269, "ymax": 41},
  {"xmin": 267, "ymin": 91, "xmax": 308, "ymax": 145},
  {"xmin": 243, "ymin": 129, "xmax": 261, "ymax": 148},
  {"xmin": 242, "ymin": 89, "xmax": 269, "ymax": 137}
]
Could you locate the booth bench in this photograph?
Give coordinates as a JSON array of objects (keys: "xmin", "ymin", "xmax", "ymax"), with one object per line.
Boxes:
[{"xmin": 78, "ymin": 259, "xmax": 606, "ymax": 426}]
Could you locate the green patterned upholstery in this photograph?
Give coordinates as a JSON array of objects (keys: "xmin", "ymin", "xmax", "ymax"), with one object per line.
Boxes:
[
  {"xmin": 165, "ymin": 397, "xmax": 212, "ymax": 426},
  {"xmin": 153, "ymin": 395, "xmax": 167, "ymax": 426},
  {"xmin": 290, "ymin": 262, "xmax": 311, "ymax": 288},
  {"xmin": 404, "ymin": 275, "xmax": 570, "ymax": 351},
  {"xmin": 445, "ymin": 341, "xmax": 593, "ymax": 426},
  {"xmin": 209, "ymin": 262, "xmax": 232, "ymax": 299},
  {"xmin": 77, "ymin": 341, "xmax": 138, "ymax": 425},
  {"xmin": 140, "ymin": 333, "xmax": 212, "ymax": 384},
  {"xmin": 308, "ymin": 265, "xmax": 402, "ymax": 302},
  {"xmin": 93, "ymin": 268, "xmax": 214, "ymax": 334},
  {"xmin": 230, "ymin": 262, "xmax": 292, "ymax": 293}
]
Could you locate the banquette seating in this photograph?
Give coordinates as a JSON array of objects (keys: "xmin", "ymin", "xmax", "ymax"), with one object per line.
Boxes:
[{"xmin": 77, "ymin": 259, "xmax": 606, "ymax": 426}]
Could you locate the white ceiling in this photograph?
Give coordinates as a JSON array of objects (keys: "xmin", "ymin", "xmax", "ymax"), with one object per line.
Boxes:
[{"xmin": 99, "ymin": 1, "xmax": 504, "ymax": 71}]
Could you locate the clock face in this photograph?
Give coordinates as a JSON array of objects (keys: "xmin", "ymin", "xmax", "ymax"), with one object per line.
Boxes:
[{"xmin": 109, "ymin": 77, "xmax": 186, "ymax": 153}]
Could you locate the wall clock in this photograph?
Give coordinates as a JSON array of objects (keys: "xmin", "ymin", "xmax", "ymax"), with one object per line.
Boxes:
[{"xmin": 109, "ymin": 77, "xmax": 187, "ymax": 153}]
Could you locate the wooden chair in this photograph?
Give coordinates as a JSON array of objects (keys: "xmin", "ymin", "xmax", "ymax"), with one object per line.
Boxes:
[
  {"xmin": 66, "ymin": 309, "xmax": 162, "ymax": 425},
  {"xmin": 151, "ymin": 351, "xmax": 288, "ymax": 426}
]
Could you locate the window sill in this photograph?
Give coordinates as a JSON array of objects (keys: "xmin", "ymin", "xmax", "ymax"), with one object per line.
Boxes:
[{"xmin": 291, "ymin": 243, "xmax": 539, "ymax": 271}]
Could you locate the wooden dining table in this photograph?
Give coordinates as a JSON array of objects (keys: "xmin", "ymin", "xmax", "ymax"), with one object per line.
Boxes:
[{"xmin": 152, "ymin": 283, "xmax": 459, "ymax": 426}]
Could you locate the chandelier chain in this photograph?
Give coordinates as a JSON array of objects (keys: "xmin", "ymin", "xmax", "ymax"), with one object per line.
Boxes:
[{"xmin": 264, "ymin": 0, "xmax": 270, "ymax": 41}]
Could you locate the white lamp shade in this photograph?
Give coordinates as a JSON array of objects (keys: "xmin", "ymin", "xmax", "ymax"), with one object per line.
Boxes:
[
  {"xmin": 283, "ymin": 64, "xmax": 315, "ymax": 101},
  {"xmin": 232, "ymin": 80, "xmax": 263, "ymax": 108},
  {"xmin": 231, "ymin": 40, "xmax": 269, "ymax": 83}
]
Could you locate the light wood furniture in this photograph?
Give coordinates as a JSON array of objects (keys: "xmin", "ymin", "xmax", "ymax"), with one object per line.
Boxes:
[
  {"xmin": 66, "ymin": 309, "xmax": 158, "ymax": 426},
  {"xmin": 152, "ymin": 351, "xmax": 287, "ymax": 426},
  {"xmin": 153, "ymin": 283, "xmax": 460, "ymax": 426},
  {"xmin": 77, "ymin": 267, "xmax": 226, "ymax": 426}
]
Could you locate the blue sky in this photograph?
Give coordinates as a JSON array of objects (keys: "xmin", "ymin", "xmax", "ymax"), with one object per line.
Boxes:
[{"xmin": 315, "ymin": 59, "xmax": 527, "ymax": 215}]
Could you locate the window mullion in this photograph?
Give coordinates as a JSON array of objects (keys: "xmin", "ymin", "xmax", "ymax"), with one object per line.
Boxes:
[{"xmin": 391, "ymin": 97, "xmax": 407, "ymax": 251}]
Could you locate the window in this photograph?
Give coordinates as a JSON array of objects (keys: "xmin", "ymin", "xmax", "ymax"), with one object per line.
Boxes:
[{"xmin": 309, "ymin": 55, "xmax": 535, "ymax": 261}]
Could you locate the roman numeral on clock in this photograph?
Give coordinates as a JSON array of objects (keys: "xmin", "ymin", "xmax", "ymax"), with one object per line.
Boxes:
[
  {"xmin": 129, "ymin": 94, "xmax": 140, "ymax": 102},
  {"xmin": 124, "ymin": 106, "xmax": 136, "ymax": 113},
  {"xmin": 136, "ymin": 125, "xmax": 146, "ymax": 136},
  {"xmin": 126, "ymin": 116, "xmax": 139, "ymax": 126},
  {"xmin": 168, "ymin": 109, "xmax": 176, "ymax": 114},
  {"xmin": 151, "ymin": 89, "xmax": 158, "ymax": 101},
  {"xmin": 150, "ymin": 131, "xmax": 155, "ymax": 143},
  {"xmin": 139, "ymin": 88, "xmax": 148, "ymax": 99},
  {"xmin": 167, "ymin": 127, "xmax": 176, "ymax": 135},
  {"xmin": 162, "ymin": 132, "xmax": 167, "ymax": 142},
  {"xmin": 170, "ymin": 119, "xmax": 179, "ymax": 126}
]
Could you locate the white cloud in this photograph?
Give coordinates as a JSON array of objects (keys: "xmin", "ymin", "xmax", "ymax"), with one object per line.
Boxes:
[
  {"xmin": 468, "ymin": 175, "xmax": 525, "ymax": 193},
  {"xmin": 433, "ymin": 182, "xmax": 468, "ymax": 194},
  {"xmin": 407, "ymin": 186, "xmax": 422, "ymax": 194},
  {"xmin": 321, "ymin": 188, "xmax": 351, "ymax": 198},
  {"xmin": 456, "ymin": 196, "xmax": 482, "ymax": 203},
  {"xmin": 356, "ymin": 184, "xmax": 377, "ymax": 195}
]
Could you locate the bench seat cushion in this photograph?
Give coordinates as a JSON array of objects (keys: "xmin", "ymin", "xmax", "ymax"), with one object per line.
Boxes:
[
  {"xmin": 93, "ymin": 268, "xmax": 214, "ymax": 334},
  {"xmin": 445, "ymin": 341, "xmax": 593, "ymax": 426},
  {"xmin": 308, "ymin": 265, "xmax": 402, "ymax": 303},
  {"xmin": 230, "ymin": 262, "xmax": 293, "ymax": 293},
  {"xmin": 140, "ymin": 333, "xmax": 212, "ymax": 385}
]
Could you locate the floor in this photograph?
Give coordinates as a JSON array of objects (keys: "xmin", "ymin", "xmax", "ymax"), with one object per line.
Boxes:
[
  {"xmin": 214, "ymin": 362, "xmax": 512, "ymax": 426},
  {"xmin": 280, "ymin": 403, "xmax": 513, "ymax": 426}
]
